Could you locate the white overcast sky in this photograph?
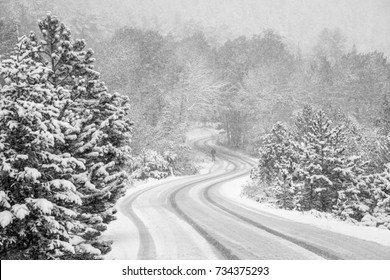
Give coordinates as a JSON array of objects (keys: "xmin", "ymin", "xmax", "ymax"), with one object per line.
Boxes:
[{"xmin": 122, "ymin": 0, "xmax": 390, "ymax": 56}]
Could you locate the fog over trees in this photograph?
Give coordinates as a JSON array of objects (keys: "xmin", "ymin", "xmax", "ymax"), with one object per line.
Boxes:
[{"xmin": 0, "ymin": 0, "xmax": 390, "ymax": 259}]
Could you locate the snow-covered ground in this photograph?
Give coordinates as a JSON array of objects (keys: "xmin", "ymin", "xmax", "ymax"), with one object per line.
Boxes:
[
  {"xmin": 103, "ymin": 126, "xmax": 390, "ymax": 260},
  {"xmin": 219, "ymin": 176, "xmax": 390, "ymax": 248},
  {"xmin": 102, "ymin": 127, "xmax": 217, "ymax": 259},
  {"xmin": 101, "ymin": 177, "xmax": 184, "ymax": 260},
  {"xmin": 100, "ymin": 181, "xmax": 143, "ymax": 260},
  {"xmin": 186, "ymin": 125, "xmax": 219, "ymax": 140}
]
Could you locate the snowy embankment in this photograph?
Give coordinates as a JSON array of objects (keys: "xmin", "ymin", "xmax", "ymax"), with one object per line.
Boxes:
[
  {"xmin": 219, "ymin": 176, "xmax": 390, "ymax": 248},
  {"xmin": 100, "ymin": 187, "xmax": 138, "ymax": 259},
  {"xmin": 101, "ymin": 177, "xmax": 185, "ymax": 259},
  {"xmin": 103, "ymin": 126, "xmax": 390, "ymax": 259}
]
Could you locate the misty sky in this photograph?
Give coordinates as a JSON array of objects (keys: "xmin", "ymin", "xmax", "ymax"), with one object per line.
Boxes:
[{"xmin": 122, "ymin": 0, "xmax": 390, "ymax": 56}]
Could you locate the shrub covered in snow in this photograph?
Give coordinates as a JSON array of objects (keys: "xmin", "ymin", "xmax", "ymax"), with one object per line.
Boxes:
[
  {"xmin": 0, "ymin": 14, "xmax": 133, "ymax": 259},
  {"xmin": 131, "ymin": 149, "xmax": 173, "ymax": 180}
]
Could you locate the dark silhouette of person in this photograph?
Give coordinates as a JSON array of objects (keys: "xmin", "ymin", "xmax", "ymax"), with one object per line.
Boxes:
[{"xmin": 211, "ymin": 148, "xmax": 216, "ymax": 162}]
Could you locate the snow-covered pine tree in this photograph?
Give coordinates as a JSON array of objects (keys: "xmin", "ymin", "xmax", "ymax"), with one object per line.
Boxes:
[
  {"xmin": 367, "ymin": 165, "xmax": 390, "ymax": 229},
  {"xmin": 29, "ymin": 13, "xmax": 133, "ymax": 257},
  {"xmin": 295, "ymin": 108, "xmax": 353, "ymax": 212},
  {"xmin": 369, "ymin": 99, "xmax": 390, "ymax": 172},
  {"xmin": 347, "ymin": 164, "xmax": 390, "ymax": 228},
  {"xmin": 376, "ymin": 95, "xmax": 390, "ymax": 136},
  {"xmin": 251, "ymin": 123, "xmax": 290, "ymax": 183},
  {"xmin": 330, "ymin": 102, "xmax": 390, "ymax": 225},
  {"xmin": 0, "ymin": 36, "xmax": 84, "ymax": 259},
  {"xmin": 294, "ymin": 105, "xmax": 315, "ymax": 141},
  {"xmin": 0, "ymin": 13, "xmax": 133, "ymax": 259},
  {"xmin": 250, "ymin": 122, "xmax": 299, "ymax": 208},
  {"xmin": 332, "ymin": 156, "xmax": 368, "ymax": 222},
  {"xmin": 249, "ymin": 106, "xmax": 368, "ymax": 216}
]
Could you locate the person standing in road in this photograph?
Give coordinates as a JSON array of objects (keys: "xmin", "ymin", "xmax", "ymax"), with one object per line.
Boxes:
[{"xmin": 211, "ymin": 148, "xmax": 216, "ymax": 162}]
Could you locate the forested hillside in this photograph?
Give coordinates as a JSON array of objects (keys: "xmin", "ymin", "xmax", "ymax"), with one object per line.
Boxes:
[{"xmin": 1, "ymin": 0, "xmax": 389, "ymax": 260}]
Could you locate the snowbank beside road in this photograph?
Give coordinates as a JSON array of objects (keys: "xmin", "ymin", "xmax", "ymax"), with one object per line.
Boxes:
[
  {"xmin": 100, "ymin": 184, "xmax": 141, "ymax": 260},
  {"xmin": 101, "ymin": 149, "xmax": 216, "ymax": 259},
  {"xmin": 101, "ymin": 178, "xmax": 177, "ymax": 260},
  {"xmin": 219, "ymin": 176, "xmax": 390, "ymax": 248}
]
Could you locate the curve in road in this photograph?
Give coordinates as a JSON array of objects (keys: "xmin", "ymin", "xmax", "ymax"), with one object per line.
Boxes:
[{"xmin": 121, "ymin": 133, "xmax": 390, "ymax": 260}]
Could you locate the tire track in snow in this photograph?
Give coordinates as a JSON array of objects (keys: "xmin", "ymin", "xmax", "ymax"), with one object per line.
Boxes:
[
  {"xmin": 122, "ymin": 172, "xmax": 216, "ymax": 259},
  {"xmin": 123, "ymin": 136, "xmax": 235, "ymax": 259},
  {"xmin": 130, "ymin": 135, "xmax": 333, "ymax": 259},
  {"xmin": 121, "ymin": 187, "xmax": 157, "ymax": 259},
  {"xmin": 169, "ymin": 180, "xmax": 240, "ymax": 260},
  {"xmin": 182, "ymin": 137, "xmax": 340, "ymax": 259},
  {"xmin": 200, "ymin": 143, "xmax": 342, "ymax": 260},
  {"xmin": 168, "ymin": 137, "xmax": 249, "ymax": 259},
  {"xmin": 121, "ymin": 132, "xmax": 390, "ymax": 259},
  {"xmin": 203, "ymin": 184, "xmax": 341, "ymax": 260}
]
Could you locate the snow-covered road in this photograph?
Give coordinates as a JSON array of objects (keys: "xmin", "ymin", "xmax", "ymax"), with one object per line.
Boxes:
[{"xmin": 104, "ymin": 129, "xmax": 390, "ymax": 260}]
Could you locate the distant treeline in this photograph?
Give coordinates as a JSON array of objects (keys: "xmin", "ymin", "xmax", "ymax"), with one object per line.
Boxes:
[{"xmin": 2, "ymin": 0, "xmax": 389, "ymax": 156}]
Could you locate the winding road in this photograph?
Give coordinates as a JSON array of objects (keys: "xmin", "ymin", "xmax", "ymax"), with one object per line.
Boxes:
[{"xmin": 119, "ymin": 133, "xmax": 390, "ymax": 260}]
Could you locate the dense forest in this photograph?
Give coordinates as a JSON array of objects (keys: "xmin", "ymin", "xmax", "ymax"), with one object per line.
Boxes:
[{"xmin": 0, "ymin": 0, "xmax": 389, "ymax": 259}]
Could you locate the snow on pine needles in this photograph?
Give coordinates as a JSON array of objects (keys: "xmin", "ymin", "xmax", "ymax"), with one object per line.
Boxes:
[{"xmin": 0, "ymin": 13, "xmax": 133, "ymax": 259}]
